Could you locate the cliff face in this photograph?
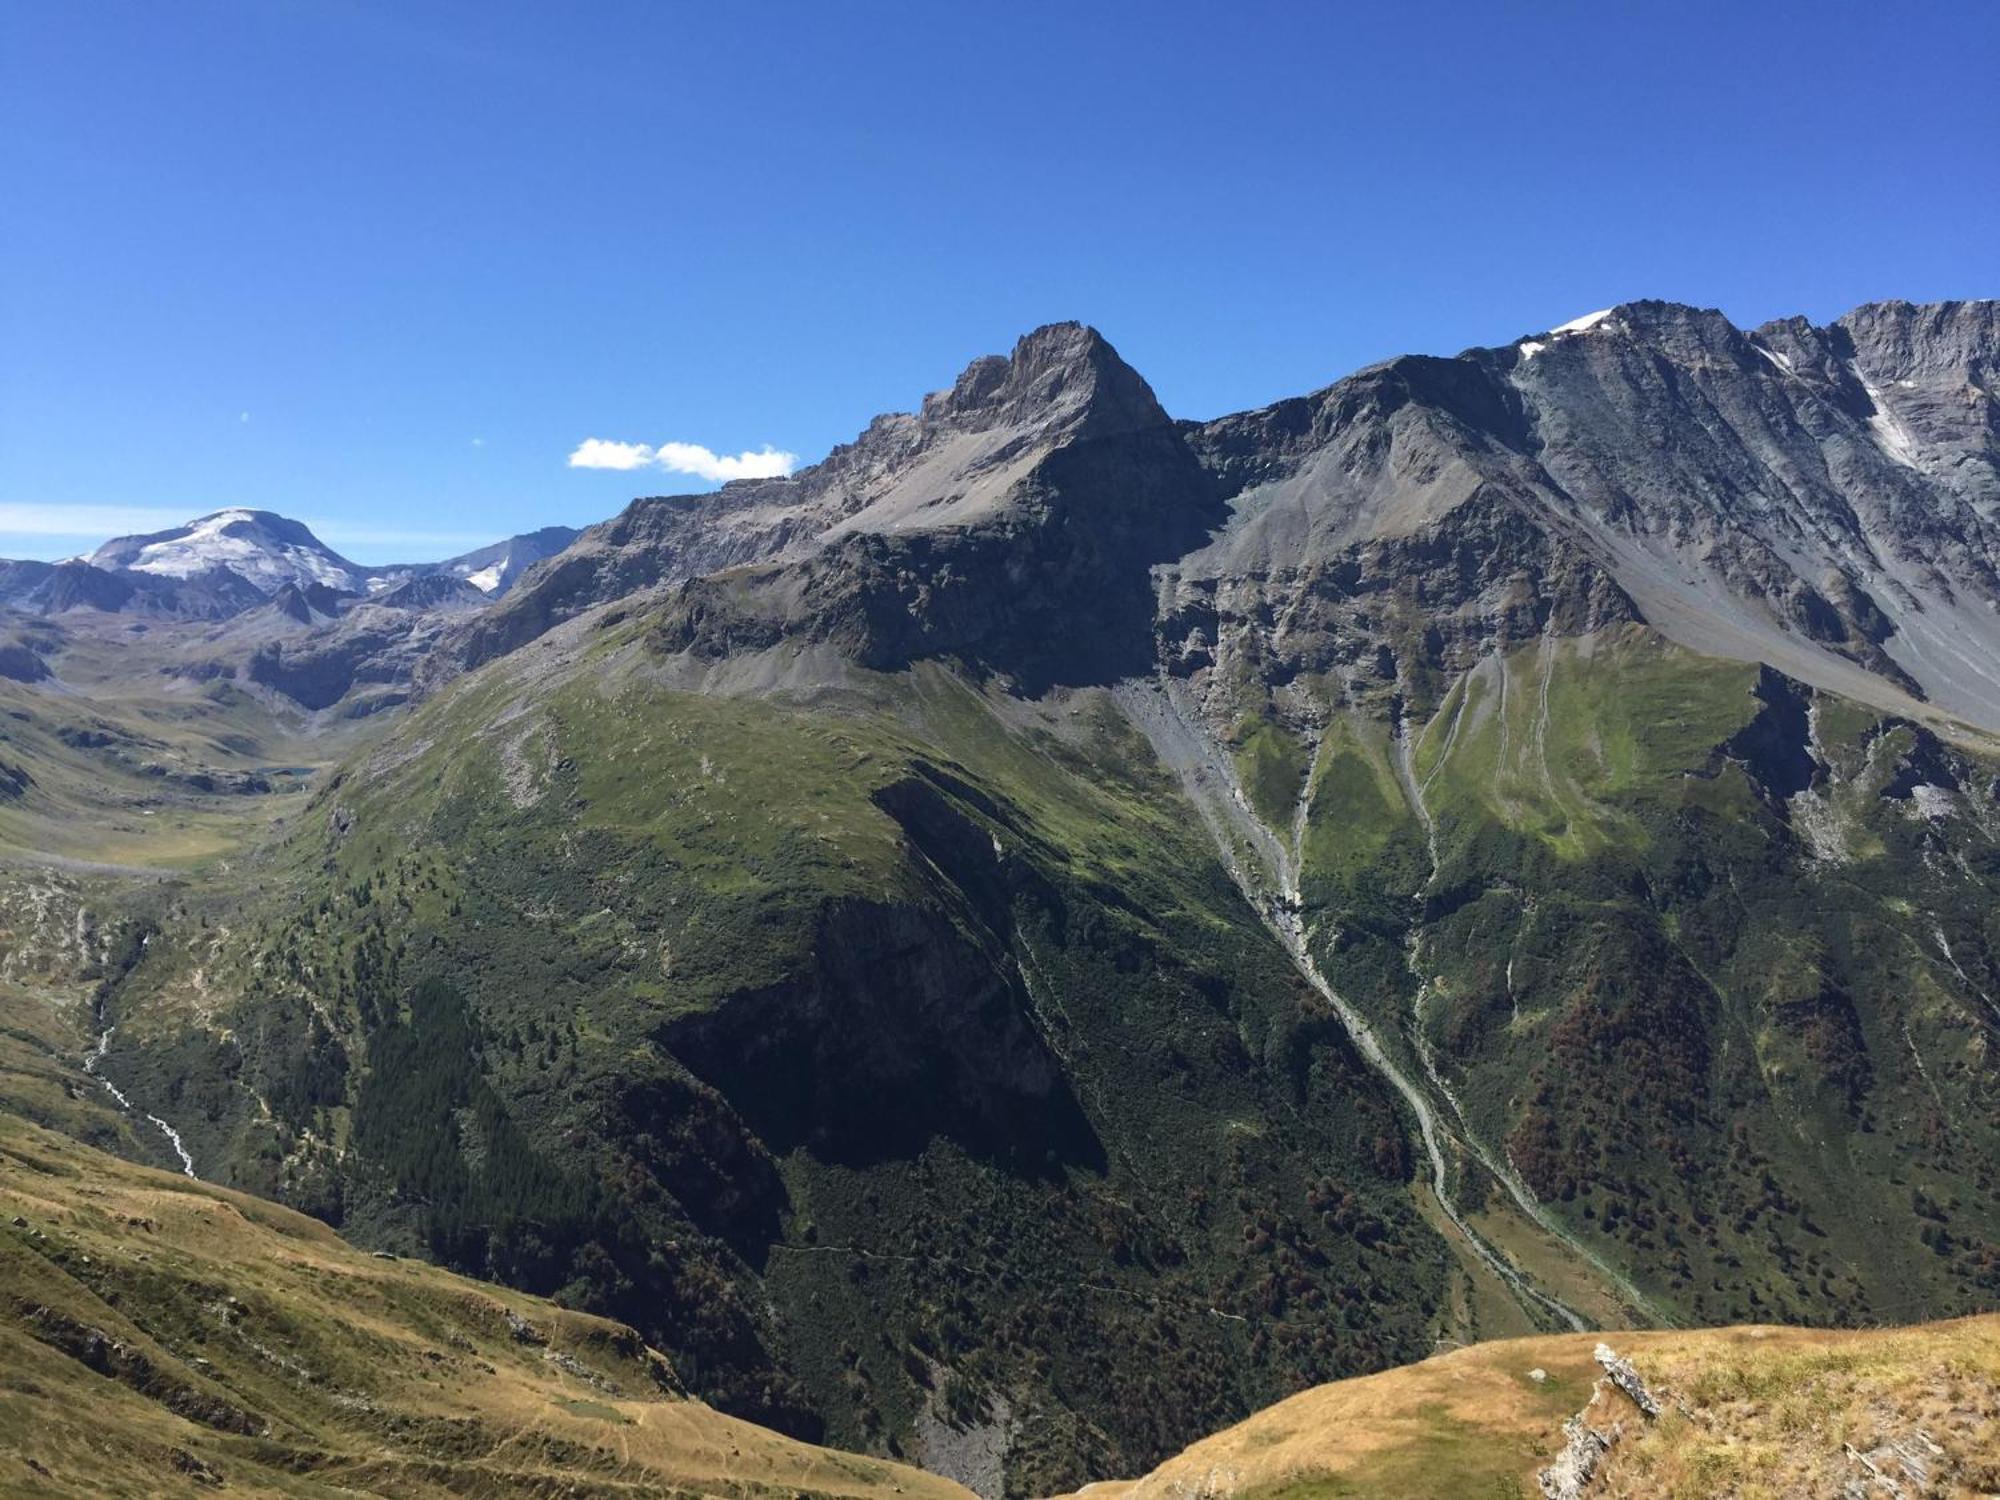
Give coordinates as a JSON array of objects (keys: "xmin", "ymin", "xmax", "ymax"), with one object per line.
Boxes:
[
  {"xmin": 450, "ymin": 322, "xmax": 1220, "ymax": 684},
  {"xmin": 1164, "ymin": 300, "xmax": 2000, "ymax": 745}
]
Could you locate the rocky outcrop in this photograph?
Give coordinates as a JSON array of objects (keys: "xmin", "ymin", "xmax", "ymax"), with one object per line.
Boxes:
[
  {"xmin": 265, "ymin": 580, "xmax": 345, "ymax": 624},
  {"xmin": 1537, "ymin": 1344, "xmax": 1665, "ymax": 1499},
  {"xmin": 370, "ymin": 573, "xmax": 487, "ymax": 612},
  {"xmin": 0, "ymin": 641, "xmax": 49, "ymax": 683},
  {"xmin": 655, "ymin": 423, "xmax": 1220, "ymax": 689}
]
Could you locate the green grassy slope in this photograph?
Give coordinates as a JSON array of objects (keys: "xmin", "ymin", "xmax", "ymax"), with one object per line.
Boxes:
[
  {"xmin": 1282, "ymin": 626, "xmax": 2000, "ymax": 1331},
  {"xmin": 80, "ymin": 617, "xmax": 1452, "ymax": 1496},
  {"xmin": 17, "ymin": 599, "xmax": 2000, "ymax": 1495}
]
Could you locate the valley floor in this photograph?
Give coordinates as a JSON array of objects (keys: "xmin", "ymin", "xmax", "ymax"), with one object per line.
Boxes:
[{"xmin": 5, "ymin": 1079, "xmax": 1995, "ymax": 1500}]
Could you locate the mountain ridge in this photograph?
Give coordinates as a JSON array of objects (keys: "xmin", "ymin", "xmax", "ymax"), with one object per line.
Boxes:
[
  {"xmin": 7, "ymin": 511, "xmax": 581, "ymax": 616},
  {"xmin": 419, "ymin": 297, "xmax": 2000, "ymax": 728}
]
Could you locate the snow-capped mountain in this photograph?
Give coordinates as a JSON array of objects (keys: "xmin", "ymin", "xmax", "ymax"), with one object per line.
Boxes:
[
  {"xmin": 446, "ymin": 524, "xmax": 580, "ymax": 593},
  {"xmin": 372, "ymin": 525, "xmax": 580, "ymax": 597},
  {"xmin": 86, "ymin": 509, "xmax": 368, "ymax": 594},
  {"xmin": 63, "ymin": 510, "xmax": 584, "ymax": 607}
]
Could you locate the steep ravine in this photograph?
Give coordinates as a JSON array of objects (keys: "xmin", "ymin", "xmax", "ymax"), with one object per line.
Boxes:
[
  {"xmin": 1389, "ymin": 676, "xmax": 1668, "ymax": 1328},
  {"xmin": 1117, "ymin": 670, "xmax": 1662, "ymax": 1335}
]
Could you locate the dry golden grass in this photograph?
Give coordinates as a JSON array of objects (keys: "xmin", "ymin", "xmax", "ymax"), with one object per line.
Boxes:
[
  {"xmin": 1047, "ymin": 1317, "xmax": 2000, "ymax": 1499},
  {"xmin": 0, "ymin": 1111, "xmax": 973, "ymax": 1498}
]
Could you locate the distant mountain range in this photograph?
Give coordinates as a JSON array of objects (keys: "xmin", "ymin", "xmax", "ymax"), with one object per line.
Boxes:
[{"xmin": 0, "ymin": 507, "xmax": 579, "ymax": 618}]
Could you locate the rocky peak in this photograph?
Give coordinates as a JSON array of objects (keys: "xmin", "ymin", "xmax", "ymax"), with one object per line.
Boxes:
[
  {"xmin": 917, "ymin": 322, "xmax": 1169, "ymax": 439},
  {"xmin": 371, "ymin": 573, "xmax": 489, "ymax": 612},
  {"xmin": 265, "ymin": 580, "xmax": 344, "ymax": 625},
  {"xmin": 1503, "ymin": 300, "xmax": 1764, "ymax": 377}
]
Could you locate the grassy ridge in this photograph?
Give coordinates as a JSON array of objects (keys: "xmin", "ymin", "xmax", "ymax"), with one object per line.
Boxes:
[
  {"xmin": 1046, "ymin": 1313, "xmax": 2000, "ymax": 1499},
  {"xmin": 0, "ymin": 1107, "xmax": 974, "ymax": 1499}
]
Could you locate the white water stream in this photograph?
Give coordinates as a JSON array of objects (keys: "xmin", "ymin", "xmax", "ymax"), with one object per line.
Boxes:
[{"xmin": 83, "ymin": 1019, "xmax": 196, "ymax": 1178}]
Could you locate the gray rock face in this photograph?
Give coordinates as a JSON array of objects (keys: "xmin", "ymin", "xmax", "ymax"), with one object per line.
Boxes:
[
  {"xmin": 437, "ymin": 299, "xmax": 2000, "ymax": 737},
  {"xmin": 0, "ymin": 559, "xmax": 269, "ymax": 620},
  {"xmin": 1169, "ymin": 298, "xmax": 2000, "ymax": 736},
  {"xmin": 1536, "ymin": 1344, "xmax": 1665, "ymax": 1499},
  {"xmin": 453, "ymin": 321, "xmax": 1219, "ymax": 687}
]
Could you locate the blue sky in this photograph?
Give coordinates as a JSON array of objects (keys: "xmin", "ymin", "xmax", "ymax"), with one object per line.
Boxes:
[{"xmin": 2, "ymin": 0, "xmax": 1994, "ymax": 564}]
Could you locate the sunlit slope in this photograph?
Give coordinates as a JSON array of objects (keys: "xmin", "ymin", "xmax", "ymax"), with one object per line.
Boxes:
[
  {"xmin": 0, "ymin": 1109, "xmax": 974, "ymax": 1499},
  {"xmin": 1227, "ymin": 624, "xmax": 2000, "ymax": 1330},
  {"xmin": 1051, "ymin": 1314, "xmax": 2000, "ymax": 1499}
]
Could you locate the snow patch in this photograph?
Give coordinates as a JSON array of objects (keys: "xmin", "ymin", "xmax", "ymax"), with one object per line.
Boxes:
[
  {"xmin": 103, "ymin": 510, "xmax": 363, "ymax": 593},
  {"xmin": 463, "ymin": 562, "xmax": 506, "ymax": 593},
  {"xmin": 1551, "ymin": 308, "xmax": 1615, "ymax": 336},
  {"xmin": 1514, "ymin": 309, "xmax": 1618, "ymax": 363},
  {"xmin": 1753, "ymin": 342, "xmax": 1795, "ymax": 375},
  {"xmin": 1859, "ymin": 380, "xmax": 1922, "ymax": 469}
]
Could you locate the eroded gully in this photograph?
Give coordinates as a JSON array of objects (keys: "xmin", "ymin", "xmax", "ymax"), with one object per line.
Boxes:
[{"xmin": 1117, "ymin": 672, "xmax": 1663, "ymax": 1333}]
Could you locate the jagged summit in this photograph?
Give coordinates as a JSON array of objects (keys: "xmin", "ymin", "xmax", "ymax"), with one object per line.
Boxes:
[
  {"xmin": 917, "ymin": 321, "xmax": 1168, "ymax": 438},
  {"xmin": 1169, "ymin": 296, "xmax": 2000, "ymax": 731}
]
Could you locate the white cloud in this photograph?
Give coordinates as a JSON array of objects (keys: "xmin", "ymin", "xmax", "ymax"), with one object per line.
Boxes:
[
  {"xmin": 567, "ymin": 438, "xmax": 657, "ymax": 471},
  {"xmin": 653, "ymin": 442, "xmax": 799, "ymax": 482},
  {"xmin": 566, "ymin": 438, "xmax": 798, "ymax": 482}
]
